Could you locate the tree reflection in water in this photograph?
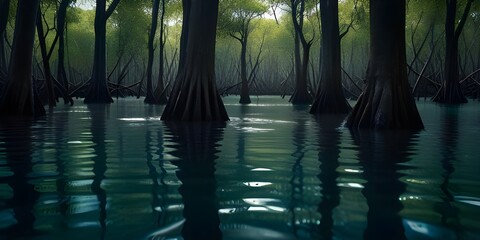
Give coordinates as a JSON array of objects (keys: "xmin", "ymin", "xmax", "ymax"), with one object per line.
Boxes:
[
  {"xmin": 315, "ymin": 115, "xmax": 345, "ymax": 239},
  {"xmin": 88, "ymin": 104, "xmax": 109, "ymax": 239},
  {"xmin": 350, "ymin": 129, "xmax": 419, "ymax": 240},
  {"xmin": 165, "ymin": 122, "xmax": 225, "ymax": 240},
  {"xmin": 0, "ymin": 119, "xmax": 40, "ymax": 238}
]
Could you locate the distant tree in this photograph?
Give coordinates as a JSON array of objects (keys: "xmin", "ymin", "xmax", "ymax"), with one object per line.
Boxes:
[
  {"xmin": 289, "ymin": 0, "xmax": 314, "ymax": 105},
  {"xmin": 152, "ymin": 0, "xmax": 169, "ymax": 105},
  {"xmin": 145, "ymin": 0, "xmax": 168, "ymax": 105},
  {"xmin": 84, "ymin": 0, "xmax": 121, "ymax": 104},
  {"xmin": 145, "ymin": 0, "xmax": 161, "ymax": 104},
  {"xmin": 432, "ymin": 0, "xmax": 473, "ymax": 104},
  {"xmin": 310, "ymin": 0, "xmax": 351, "ymax": 114},
  {"xmin": 56, "ymin": 0, "xmax": 73, "ymax": 104},
  {"xmin": 218, "ymin": 0, "xmax": 267, "ymax": 104},
  {"xmin": 0, "ymin": 0, "xmax": 45, "ymax": 117},
  {"xmin": 345, "ymin": 0, "xmax": 423, "ymax": 129},
  {"xmin": 36, "ymin": 7, "xmax": 56, "ymax": 108},
  {"xmin": 0, "ymin": 0, "xmax": 9, "ymax": 77},
  {"xmin": 162, "ymin": 0, "xmax": 228, "ymax": 121}
]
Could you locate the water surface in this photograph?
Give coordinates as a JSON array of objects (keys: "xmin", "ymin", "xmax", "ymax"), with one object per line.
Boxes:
[{"xmin": 1, "ymin": 97, "xmax": 479, "ymax": 239}]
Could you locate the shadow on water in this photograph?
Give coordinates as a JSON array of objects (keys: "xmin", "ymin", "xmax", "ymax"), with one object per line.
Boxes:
[
  {"xmin": 88, "ymin": 104, "xmax": 110, "ymax": 239},
  {"xmin": 350, "ymin": 129, "xmax": 420, "ymax": 240},
  {"xmin": 0, "ymin": 119, "xmax": 40, "ymax": 238},
  {"xmin": 434, "ymin": 106, "xmax": 460, "ymax": 229},
  {"xmin": 164, "ymin": 122, "xmax": 225, "ymax": 240},
  {"xmin": 313, "ymin": 114, "xmax": 346, "ymax": 240}
]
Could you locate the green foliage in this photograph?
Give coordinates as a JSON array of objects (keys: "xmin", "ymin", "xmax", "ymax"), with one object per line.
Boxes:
[{"xmin": 218, "ymin": 0, "xmax": 268, "ymax": 39}]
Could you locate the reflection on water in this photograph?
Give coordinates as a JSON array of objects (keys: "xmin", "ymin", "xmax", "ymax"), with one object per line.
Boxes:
[
  {"xmin": 315, "ymin": 115, "xmax": 344, "ymax": 239},
  {"xmin": 0, "ymin": 97, "xmax": 479, "ymax": 239},
  {"xmin": 351, "ymin": 130, "xmax": 418, "ymax": 240},
  {"xmin": 435, "ymin": 107, "xmax": 460, "ymax": 229},
  {"xmin": 88, "ymin": 105, "xmax": 109, "ymax": 239},
  {"xmin": 0, "ymin": 120, "xmax": 40, "ymax": 238},
  {"xmin": 165, "ymin": 122, "xmax": 224, "ymax": 240}
]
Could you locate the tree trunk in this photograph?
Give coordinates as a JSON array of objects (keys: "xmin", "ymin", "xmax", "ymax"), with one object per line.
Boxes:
[
  {"xmin": 0, "ymin": 0, "xmax": 45, "ymax": 117},
  {"xmin": 0, "ymin": 0, "xmax": 9, "ymax": 76},
  {"xmin": 310, "ymin": 0, "xmax": 351, "ymax": 114},
  {"xmin": 161, "ymin": 0, "xmax": 228, "ymax": 121},
  {"xmin": 289, "ymin": 0, "xmax": 312, "ymax": 105},
  {"xmin": 36, "ymin": 9, "xmax": 56, "ymax": 108},
  {"xmin": 345, "ymin": 0, "xmax": 423, "ymax": 129},
  {"xmin": 145, "ymin": 0, "xmax": 160, "ymax": 104},
  {"xmin": 56, "ymin": 0, "xmax": 70, "ymax": 104},
  {"xmin": 153, "ymin": 0, "xmax": 168, "ymax": 105},
  {"xmin": 239, "ymin": 39, "xmax": 251, "ymax": 104},
  {"xmin": 432, "ymin": 0, "xmax": 469, "ymax": 104},
  {"xmin": 84, "ymin": 0, "xmax": 114, "ymax": 104}
]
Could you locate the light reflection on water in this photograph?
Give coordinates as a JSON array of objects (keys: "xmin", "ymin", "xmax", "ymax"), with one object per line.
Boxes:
[{"xmin": 0, "ymin": 96, "xmax": 479, "ymax": 239}]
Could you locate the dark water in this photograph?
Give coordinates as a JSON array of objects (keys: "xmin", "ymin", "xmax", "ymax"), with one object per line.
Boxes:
[{"xmin": 0, "ymin": 96, "xmax": 479, "ymax": 240}]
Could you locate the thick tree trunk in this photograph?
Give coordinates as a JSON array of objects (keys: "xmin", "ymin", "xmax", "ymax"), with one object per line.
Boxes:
[
  {"xmin": 0, "ymin": 0, "xmax": 9, "ymax": 76},
  {"xmin": 310, "ymin": 0, "xmax": 351, "ymax": 114},
  {"xmin": 0, "ymin": 0, "xmax": 45, "ymax": 117},
  {"xmin": 36, "ymin": 9, "xmax": 56, "ymax": 108},
  {"xmin": 432, "ymin": 0, "xmax": 468, "ymax": 104},
  {"xmin": 56, "ymin": 0, "xmax": 70, "ymax": 104},
  {"xmin": 145, "ymin": 0, "xmax": 160, "ymax": 104},
  {"xmin": 239, "ymin": 40, "xmax": 251, "ymax": 104},
  {"xmin": 345, "ymin": 0, "xmax": 423, "ymax": 129},
  {"xmin": 84, "ymin": 0, "xmax": 114, "ymax": 104},
  {"xmin": 153, "ymin": 0, "xmax": 168, "ymax": 105},
  {"xmin": 161, "ymin": 0, "xmax": 228, "ymax": 121}
]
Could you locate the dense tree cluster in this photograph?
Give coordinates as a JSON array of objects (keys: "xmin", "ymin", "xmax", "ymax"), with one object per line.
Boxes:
[{"xmin": 0, "ymin": 0, "xmax": 479, "ymax": 128}]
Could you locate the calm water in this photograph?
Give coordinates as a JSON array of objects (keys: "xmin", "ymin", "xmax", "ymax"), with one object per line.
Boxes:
[{"xmin": 0, "ymin": 96, "xmax": 479, "ymax": 240}]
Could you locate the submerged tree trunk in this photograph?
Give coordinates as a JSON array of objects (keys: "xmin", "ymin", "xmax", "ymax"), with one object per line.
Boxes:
[
  {"xmin": 161, "ymin": 0, "xmax": 228, "ymax": 121},
  {"xmin": 153, "ymin": 0, "xmax": 168, "ymax": 105},
  {"xmin": 0, "ymin": 0, "xmax": 9, "ymax": 76},
  {"xmin": 345, "ymin": 0, "xmax": 423, "ymax": 129},
  {"xmin": 239, "ymin": 39, "xmax": 251, "ymax": 104},
  {"xmin": 432, "ymin": 0, "xmax": 471, "ymax": 104},
  {"xmin": 56, "ymin": 0, "xmax": 71, "ymax": 104},
  {"xmin": 310, "ymin": 0, "xmax": 351, "ymax": 114},
  {"xmin": 0, "ymin": 0, "xmax": 45, "ymax": 117},
  {"xmin": 84, "ymin": 0, "xmax": 119, "ymax": 104},
  {"xmin": 145, "ymin": 0, "xmax": 160, "ymax": 104}
]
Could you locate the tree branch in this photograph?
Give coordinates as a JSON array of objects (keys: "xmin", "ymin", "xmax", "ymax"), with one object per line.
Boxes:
[{"xmin": 106, "ymin": 0, "xmax": 121, "ymax": 20}]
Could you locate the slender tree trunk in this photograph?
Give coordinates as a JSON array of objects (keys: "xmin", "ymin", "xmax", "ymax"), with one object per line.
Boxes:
[
  {"xmin": 36, "ymin": 9, "xmax": 56, "ymax": 108},
  {"xmin": 57, "ymin": 0, "xmax": 70, "ymax": 104},
  {"xmin": 239, "ymin": 39, "xmax": 251, "ymax": 104},
  {"xmin": 345, "ymin": 0, "xmax": 423, "ymax": 129},
  {"xmin": 84, "ymin": 0, "xmax": 114, "ymax": 104},
  {"xmin": 145, "ymin": 0, "xmax": 160, "ymax": 104},
  {"xmin": 0, "ymin": 0, "xmax": 9, "ymax": 76},
  {"xmin": 432, "ymin": 0, "xmax": 470, "ymax": 104},
  {"xmin": 153, "ymin": 0, "xmax": 168, "ymax": 105},
  {"xmin": 289, "ymin": 0, "xmax": 312, "ymax": 105},
  {"xmin": 310, "ymin": 0, "xmax": 351, "ymax": 114},
  {"xmin": 161, "ymin": 0, "xmax": 228, "ymax": 121},
  {"xmin": 0, "ymin": 0, "xmax": 45, "ymax": 117}
]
